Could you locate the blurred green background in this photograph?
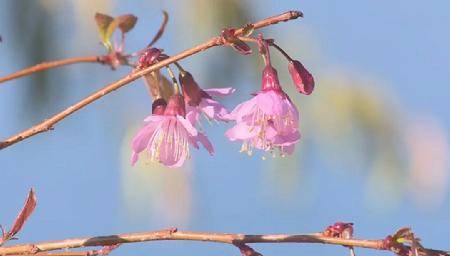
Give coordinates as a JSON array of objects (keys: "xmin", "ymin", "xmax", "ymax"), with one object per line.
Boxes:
[{"xmin": 0, "ymin": 1, "xmax": 449, "ymax": 256}]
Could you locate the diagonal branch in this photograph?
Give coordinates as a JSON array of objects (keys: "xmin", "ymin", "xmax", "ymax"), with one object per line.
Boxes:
[
  {"xmin": 0, "ymin": 228, "xmax": 447, "ymax": 256},
  {"xmin": 0, "ymin": 10, "xmax": 303, "ymax": 150},
  {"xmin": 0, "ymin": 56, "xmax": 106, "ymax": 84}
]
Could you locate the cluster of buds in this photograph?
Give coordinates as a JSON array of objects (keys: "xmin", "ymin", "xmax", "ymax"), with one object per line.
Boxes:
[
  {"xmin": 323, "ymin": 222, "xmax": 354, "ymax": 239},
  {"xmin": 130, "ymin": 32, "xmax": 314, "ymax": 168}
]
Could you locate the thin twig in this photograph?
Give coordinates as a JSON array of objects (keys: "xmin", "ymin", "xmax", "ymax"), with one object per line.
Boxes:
[
  {"xmin": 0, "ymin": 229, "xmax": 447, "ymax": 256},
  {"xmin": 0, "ymin": 10, "xmax": 303, "ymax": 150},
  {"xmin": 0, "ymin": 56, "xmax": 105, "ymax": 84}
]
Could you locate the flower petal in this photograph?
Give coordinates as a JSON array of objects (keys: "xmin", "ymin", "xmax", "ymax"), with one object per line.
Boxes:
[
  {"xmin": 225, "ymin": 96, "xmax": 257, "ymax": 121},
  {"xmin": 204, "ymin": 87, "xmax": 236, "ymax": 97},
  {"xmin": 225, "ymin": 122, "xmax": 260, "ymax": 141},
  {"xmin": 177, "ymin": 115, "xmax": 198, "ymax": 136}
]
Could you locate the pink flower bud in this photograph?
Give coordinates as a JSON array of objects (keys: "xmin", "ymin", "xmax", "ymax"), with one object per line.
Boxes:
[
  {"xmin": 137, "ymin": 48, "xmax": 162, "ymax": 69},
  {"xmin": 179, "ymin": 71, "xmax": 203, "ymax": 106},
  {"xmin": 288, "ymin": 60, "xmax": 315, "ymax": 95},
  {"xmin": 164, "ymin": 94, "xmax": 186, "ymax": 117},
  {"xmin": 261, "ymin": 65, "xmax": 281, "ymax": 91},
  {"xmin": 152, "ymin": 98, "xmax": 167, "ymax": 115}
]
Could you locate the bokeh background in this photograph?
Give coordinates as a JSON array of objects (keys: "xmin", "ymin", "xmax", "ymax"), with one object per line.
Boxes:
[{"xmin": 1, "ymin": 1, "xmax": 449, "ymax": 255}]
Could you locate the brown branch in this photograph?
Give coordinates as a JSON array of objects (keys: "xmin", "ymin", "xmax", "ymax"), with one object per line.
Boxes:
[
  {"xmin": 0, "ymin": 56, "xmax": 105, "ymax": 84},
  {"xmin": 0, "ymin": 10, "xmax": 303, "ymax": 150},
  {"xmin": 0, "ymin": 229, "xmax": 447, "ymax": 256}
]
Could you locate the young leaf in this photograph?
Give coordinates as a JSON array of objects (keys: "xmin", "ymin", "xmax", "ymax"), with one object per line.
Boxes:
[
  {"xmin": 148, "ymin": 11, "xmax": 169, "ymax": 47},
  {"xmin": 231, "ymin": 40, "xmax": 252, "ymax": 55},
  {"xmin": 94, "ymin": 13, "xmax": 116, "ymax": 51},
  {"xmin": 3, "ymin": 188, "xmax": 37, "ymax": 243},
  {"xmin": 117, "ymin": 14, "xmax": 138, "ymax": 34}
]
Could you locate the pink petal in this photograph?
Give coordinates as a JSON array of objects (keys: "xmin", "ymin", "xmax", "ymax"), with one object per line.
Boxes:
[
  {"xmin": 144, "ymin": 114, "xmax": 164, "ymax": 122},
  {"xmin": 186, "ymin": 106, "xmax": 201, "ymax": 125},
  {"xmin": 131, "ymin": 121, "xmax": 160, "ymax": 157},
  {"xmin": 194, "ymin": 132, "xmax": 215, "ymax": 155},
  {"xmin": 256, "ymin": 90, "xmax": 284, "ymax": 115},
  {"xmin": 226, "ymin": 96, "xmax": 257, "ymax": 121},
  {"xmin": 199, "ymin": 98, "xmax": 229, "ymax": 120},
  {"xmin": 273, "ymin": 130, "xmax": 301, "ymax": 146},
  {"xmin": 157, "ymin": 119, "xmax": 189, "ymax": 168},
  {"xmin": 131, "ymin": 152, "xmax": 139, "ymax": 166},
  {"xmin": 204, "ymin": 87, "xmax": 236, "ymax": 97},
  {"xmin": 177, "ymin": 116, "xmax": 198, "ymax": 136},
  {"xmin": 225, "ymin": 122, "xmax": 260, "ymax": 141}
]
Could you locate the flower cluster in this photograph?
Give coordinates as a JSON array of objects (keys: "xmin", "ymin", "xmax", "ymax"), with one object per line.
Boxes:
[{"xmin": 131, "ymin": 35, "xmax": 314, "ymax": 168}]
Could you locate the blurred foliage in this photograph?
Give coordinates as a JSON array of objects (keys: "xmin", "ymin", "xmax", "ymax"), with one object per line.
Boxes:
[
  {"xmin": 9, "ymin": 0, "xmax": 56, "ymax": 115},
  {"xmin": 6, "ymin": 0, "xmax": 112, "ymax": 121},
  {"xmin": 265, "ymin": 73, "xmax": 448, "ymax": 212},
  {"xmin": 180, "ymin": 0, "xmax": 256, "ymax": 88}
]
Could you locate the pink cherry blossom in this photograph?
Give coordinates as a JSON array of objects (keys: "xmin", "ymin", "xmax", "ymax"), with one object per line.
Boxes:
[
  {"xmin": 225, "ymin": 65, "xmax": 300, "ymax": 156},
  {"xmin": 186, "ymin": 88, "xmax": 235, "ymax": 125},
  {"xmin": 179, "ymin": 71, "xmax": 234, "ymax": 125},
  {"xmin": 131, "ymin": 94, "xmax": 214, "ymax": 168}
]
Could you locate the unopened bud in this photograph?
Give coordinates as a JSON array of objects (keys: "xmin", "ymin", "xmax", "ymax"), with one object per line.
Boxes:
[
  {"xmin": 179, "ymin": 71, "xmax": 203, "ymax": 106},
  {"xmin": 152, "ymin": 98, "xmax": 167, "ymax": 115},
  {"xmin": 137, "ymin": 48, "xmax": 162, "ymax": 69},
  {"xmin": 288, "ymin": 60, "xmax": 314, "ymax": 95}
]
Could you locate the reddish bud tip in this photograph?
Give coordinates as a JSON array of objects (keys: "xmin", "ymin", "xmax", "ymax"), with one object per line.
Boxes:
[
  {"xmin": 221, "ymin": 28, "xmax": 252, "ymax": 55},
  {"xmin": 179, "ymin": 71, "xmax": 203, "ymax": 106},
  {"xmin": 288, "ymin": 60, "xmax": 315, "ymax": 95},
  {"xmin": 261, "ymin": 65, "xmax": 281, "ymax": 91},
  {"xmin": 137, "ymin": 48, "xmax": 162, "ymax": 69},
  {"xmin": 164, "ymin": 94, "xmax": 186, "ymax": 117},
  {"xmin": 152, "ymin": 98, "xmax": 167, "ymax": 115}
]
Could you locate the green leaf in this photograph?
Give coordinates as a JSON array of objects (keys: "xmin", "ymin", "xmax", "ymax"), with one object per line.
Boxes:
[
  {"xmin": 116, "ymin": 14, "xmax": 138, "ymax": 34},
  {"xmin": 94, "ymin": 13, "xmax": 115, "ymax": 51}
]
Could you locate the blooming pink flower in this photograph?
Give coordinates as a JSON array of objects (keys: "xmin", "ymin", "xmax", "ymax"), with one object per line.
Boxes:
[
  {"xmin": 131, "ymin": 94, "xmax": 214, "ymax": 168},
  {"xmin": 225, "ymin": 65, "xmax": 300, "ymax": 156},
  {"xmin": 179, "ymin": 71, "xmax": 234, "ymax": 125}
]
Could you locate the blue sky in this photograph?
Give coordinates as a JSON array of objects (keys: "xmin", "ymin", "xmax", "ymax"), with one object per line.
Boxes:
[{"xmin": 0, "ymin": 1, "xmax": 449, "ymax": 256}]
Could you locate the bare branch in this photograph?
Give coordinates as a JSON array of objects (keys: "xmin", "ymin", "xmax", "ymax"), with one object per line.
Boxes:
[
  {"xmin": 0, "ymin": 228, "xmax": 447, "ymax": 256},
  {"xmin": 0, "ymin": 56, "xmax": 105, "ymax": 84},
  {"xmin": 0, "ymin": 10, "xmax": 302, "ymax": 150}
]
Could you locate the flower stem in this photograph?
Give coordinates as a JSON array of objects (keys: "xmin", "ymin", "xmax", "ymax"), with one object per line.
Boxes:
[
  {"xmin": 165, "ymin": 65, "xmax": 180, "ymax": 94},
  {"xmin": 270, "ymin": 42, "xmax": 293, "ymax": 62},
  {"xmin": 173, "ymin": 62, "xmax": 186, "ymax": 73}
]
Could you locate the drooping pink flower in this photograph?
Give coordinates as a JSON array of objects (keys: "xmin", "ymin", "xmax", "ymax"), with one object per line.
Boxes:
[
  {"xmin": 225, "ymin": 65, "xmax": 300, "ymax": 156},
  {"xmin": 131, "ymin": 94, "xmax": 214, "ymax": 168},
  {"xmin": 288, "ymin": 60, "xmax": 314, "ymax": 95},
  {"xmin": 179, "ymin": 71, "xmax": 234, "ymax": 125}
]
